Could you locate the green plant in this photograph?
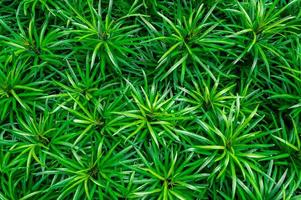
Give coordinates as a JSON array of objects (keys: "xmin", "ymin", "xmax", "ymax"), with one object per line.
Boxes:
[
  {"xmin": 0, "ymin": 59, "xmax": 45, "ymax": 121},
  {"xmin": 155, "ymin": 3, "xmax": 234, "ymax": 83},
  {"xmin": 179, "ymin": 74, "xmax": 236, "ymax": 114},
  {"xmin": 1, "ymin": 0, "xmax": 301, "ymax": 199},
  {"xmin": 0, "ymin": 15, "xmax": 70, "ymax": 67},
  {"xmin": 61, "ymin": 0, "xmax": 146, "ymax": 77},
  {"xmin": 226, "ymin": 0, "xmax": 300, "ymax": 77},
  {"xmin": 40, "ymin": 140, "xmax": 134, "ymax": 199},
  {"xmin": 129, "ymin": 142, "xmax": 208, "ymax": 199},
  {"xmin": 271, "ymin": 115, "xmax": 301, "ymax": 173},
  {"xmin": 187, "ymin": 102, "xmax": 277, "ymax": 198},
  {"xmin": 115, "ymin": 79, "xmax": 189, "ymax": 147},
  {"xmin": 236, "ymin": 161, "xmax": 301, "ymax": 200}
]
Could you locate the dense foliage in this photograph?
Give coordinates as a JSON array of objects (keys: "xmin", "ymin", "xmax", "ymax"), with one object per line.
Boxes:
[{"xmin": 0, "ymin": 0, "xmax": 301, "ymax": 199}]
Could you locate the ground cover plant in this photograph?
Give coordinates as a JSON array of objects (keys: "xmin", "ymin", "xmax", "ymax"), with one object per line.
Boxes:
[{"xmin": 0, "ymin": 0, "xmax": 301, "ymax": 199}]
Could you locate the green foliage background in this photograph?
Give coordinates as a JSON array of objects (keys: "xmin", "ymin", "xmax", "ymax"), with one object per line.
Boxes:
[{"xmin": 0, "ymin": 0, "xmax": 301, "ymax": 199}]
